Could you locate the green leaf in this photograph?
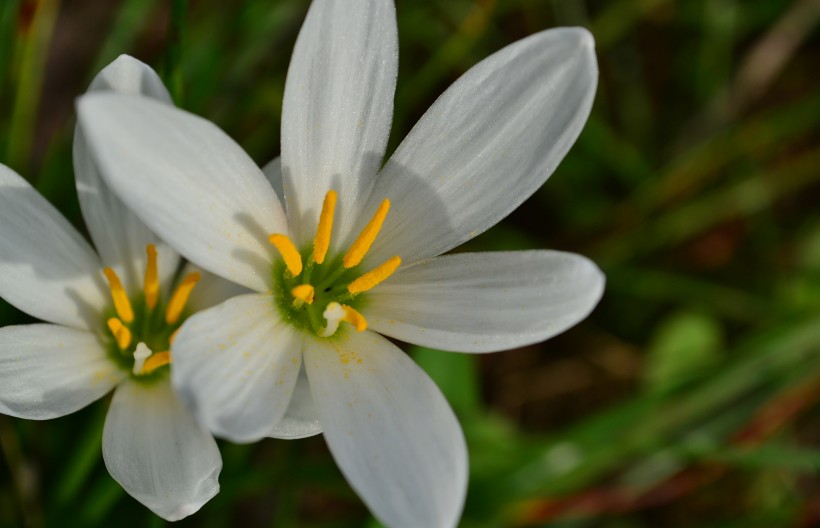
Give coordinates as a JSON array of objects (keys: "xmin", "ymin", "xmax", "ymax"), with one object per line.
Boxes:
[
  {"xmin": 644, "ymin": 311, "xmax": 724, "ymax": 394},
  {"xmin": 412, "ymin": 347, "xmax": 480, "ymax": 415}
]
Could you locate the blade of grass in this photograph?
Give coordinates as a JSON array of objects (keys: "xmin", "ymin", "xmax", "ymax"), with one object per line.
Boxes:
[
  {"xmin": 632, "ymin": 95, "xmax": 820, "ymax": 215},
  {"xmin": 6, "ymin": 0, "xmax": 60, "ymax": 174},
  {"xmin": 604, "ymin": 266, "xmax": 773, "ymax": 323},
  {"xmin": 597, "ymin": 145, "xmax": 820, "ymax": 263},
  {"xmin": 163, "ymin": 0, "xmax": 187, "ymax": 105},
  {"xmin": 91, "ymin": 0, "xmax": 161, "ymax": 74},
  {"xmin": 53, "ymin": 405, "xmax": 106, "ymax": 508}
]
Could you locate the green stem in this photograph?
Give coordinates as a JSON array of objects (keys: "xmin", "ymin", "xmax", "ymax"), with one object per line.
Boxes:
[
  {"xmin": 302, "ymin": 255, "xmax": 315, "ymax": 283},
  {"xmin": 315, "ymin": 265, "xmax": 348, "ymax": 291},
  {"xmin": 306, "ymin": 304, "xmax": 324, "ymax": 336}
]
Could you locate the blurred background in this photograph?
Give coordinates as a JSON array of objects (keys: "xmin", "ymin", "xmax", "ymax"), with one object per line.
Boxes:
[{"xmin": 1, "ymin": 0, "xmax": 820, "ymax": 526}]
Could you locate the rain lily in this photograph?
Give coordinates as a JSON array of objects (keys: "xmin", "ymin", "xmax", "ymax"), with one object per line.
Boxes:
[
  {"xmin": 78, "ymin": 1, "xmax": 604, "ymax": 526},
  {"xmin": 0, "ymin": 56, "xmax": 237, "ymax": 521}
]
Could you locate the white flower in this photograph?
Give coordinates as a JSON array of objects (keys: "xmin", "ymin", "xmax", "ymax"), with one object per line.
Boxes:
[
  {"xmin": 77, "ymin": 1, "xmax": 604, "ymax": 527},
  {"xmin": 0, "ymin": 56, "xmax": 238, "ymax": 521}
]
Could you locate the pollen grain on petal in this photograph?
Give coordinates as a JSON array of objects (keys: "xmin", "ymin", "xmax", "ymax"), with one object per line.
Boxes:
[
  {"xmin": 343, "ymin": 198, "xmax": 390, "ymax": 268},
  {"xmin": 103, "ymin": 268, "xmax": 134, "ymax": 323},
  {"xmin": 313, "ymin": 190, "xmax": 337, "ymax": 264},
  {"xmin": 166, "ymin": 272, "xmax": 201, "ymax": 324},
  {"xmin": 347, "ymin": 256, "xmax": 401, "ymax": 294},
  {"xmin": 143, "ymin": 244, "xmax": 160, "ymax": 310},
  {"xmin": 269, "ymin": 233, "xmax": 303, "ymax": 276}
]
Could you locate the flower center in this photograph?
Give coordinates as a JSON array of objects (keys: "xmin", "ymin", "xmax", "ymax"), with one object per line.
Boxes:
[
  {"xmin": 269, "ymin": 190, "xmax": 401, "ymax": 337},
  {"xmin": 102, "ymin": 244, "xmax": 200, "ymax": 379}
]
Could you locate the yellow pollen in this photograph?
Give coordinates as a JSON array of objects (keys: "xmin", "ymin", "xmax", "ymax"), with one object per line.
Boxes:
[
  {"xmin": 166, "ymin": 272, "xmax": 201, "ymax": 324},
  {"xmin": 343, "ymin": 199, "xmax": 390, "ymax": 268},
  {"xmin": 144, "ymin": 244, "xmax": 159, "ymax": 310},
  {"xmin": 347, "ymin": 256, "xmax": 402, "ymax": 294},
  {"xmin": 107, "ymin": 318, "xmax": 132, "ymax": 350},
  {"xmin": 269, "ymin": 234, "xmax": 303, "ymax": 276},
  {"xmin": 291, "ymin": 284, "xmax": 315, "ymax": 306},
  {"xmin": 313, "ymin": 190, "xmax": 337, "ymax": 264},
  {"xmin": 341, "ymin": 304, "xmax": 367, "ymax": 332},
  {"xmin": 103, "ymin": 268, "xmax": 134, "ymax": 323},
  {"xmin": 142, "ymin": 351, "xmax": 171, "ymax": 375}
]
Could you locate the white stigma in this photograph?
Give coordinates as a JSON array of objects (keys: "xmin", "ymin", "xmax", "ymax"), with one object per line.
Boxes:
[
  {"xmin": 321, "ymin": 302, "xmax": 346, "ymax": 337},
  {"xmin": 132, "ymin": 342, "xmax": 153, "ymax": 375}
]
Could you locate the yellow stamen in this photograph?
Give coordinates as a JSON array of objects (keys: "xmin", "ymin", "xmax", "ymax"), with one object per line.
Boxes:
[
  {"xmin": 343, "ymin": 199, "xmax": 390, "ymax": 268},
  {"xmin": 103, "ymin": 268, "xmax": 134, "ymax": 323},
  {"xmin": 269, "ymin": 234, "xmax": 303, "ymax": 276},
  {"xmin": 169, "ymin": 328, "xmax": 180, "ymax": 345},
  {"xmin": 291, "ymin": 284, "xmax": 315, "ymax": 306},
  {"xmin": 347, "ymin": 256, "xmax": 402, "ymax": 294},
  {"xmin": 142, "ymin": 351, "xmax": 171, "ymax": 375},
  {"xmin": 144, "ymin": 244, "xmax": 159, "ymax": 310},
  {"xmin": 166, "ymin": 272, "xmax": 201, "ymax": 324},
  {"xmin": 106, "ymin": 318, "xmax": 132, "ymax": 350},
  {"xmin": 341, "ymin": 304, "xmax": 367, "ymax": 332},
  {"xmin": 313, "ymin": 190, "xmax": 337, "ymax": 264}
]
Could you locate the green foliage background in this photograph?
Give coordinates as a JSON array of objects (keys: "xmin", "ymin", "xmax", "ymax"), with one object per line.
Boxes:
[{"xmin": 1, "ymin": 0, "xmax": 820, "ymax": 526}]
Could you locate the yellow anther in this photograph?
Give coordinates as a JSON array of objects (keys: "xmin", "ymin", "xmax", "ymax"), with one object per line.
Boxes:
[
  {"xmin": 144, "ymin": 244, "xmax": 159, "ymax": 310},
  {"xmin": 269, "ymin": 234, "xmax": 303, "ymax": 276},
  {"xmin": 103, "ymin": 268, "xmax": 134, "ymax": 323},
  {"xmin": 313, "ymin": 190, "xmax": 337, "ymax": 264},
  {"xmin": 291, "ymin": 284, "xmax": 315, "ymax": 306},
  {"xmin": 347, "ymin": 256, "xmax": 402, "ymax": 294},
  {"xmin": 169, "ymin": 328, "xmax": 180, "ymax": 345},
  {"xmin": 142, "ymin": 351, "xmax": 171, "ymax": 375},
  {"xmin": 166, "ymin": 272, "xmax": 201, "ymax": 324},
  {"xmin": 343, "ymin": 199, "xmax": 390, "ymax": 268},
  {"xmin": 107, "ymin": 318, "xmax": 132, "ymax": 350},
  {"xmin": 341, "ymin": 304, "xmax": 367, "ymax": 332}
]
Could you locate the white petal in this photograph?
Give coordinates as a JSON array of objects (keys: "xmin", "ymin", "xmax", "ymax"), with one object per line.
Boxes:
[
  {"xmin": 260, "ymin": 156, "xmax": 284, "ymax": 205},
  {"xmin": 268, "ymin": 365, "xmax": 322, "ymax": 440},
  {"xmin": 364, "ymin": 28, "xmax": 598, "ymax": 265},
  {"xmin": 0, "ymin": 164, "xmax": 107, "ymax": 330},
  {"xmin": 281, "ymin": 0, "xmax": 397, "ymax": 248},
  {"xmin": 86, "ymin": 54, "xmax": 173, "ymax": 102},
  {"xmin": 102, "ymin": 378, "xmax": 222, "ymax": 521},
  {"xmin": 171, "ymin": 294, "xmax": 303, "ymax": 443},
  {"xmin": 367, "ymin": 251, "xmax": 604, "ymax": 353},
  {"xmin": 77, "ymin": 94, "xmax": 287, "ymax": 292},
  {"xmin": 304, "ymin": 331, "xmax": 467, "ymax": 528},
  {"xmin": 0, "ymin": 324, "xmax": 123, "ymax": 419},
  {"xmin": 74, "ymin": 55, "xmax": 179, "ymax": 295}
]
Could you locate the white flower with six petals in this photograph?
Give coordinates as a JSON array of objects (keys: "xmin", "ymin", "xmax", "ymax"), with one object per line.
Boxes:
[
  {"xmin": 78, "ymin": 1, "xmax": 604, "ymax": 526},
  {"xmin": 0, "ymin": 56, "xmax": 236, "ymax": 521}
]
